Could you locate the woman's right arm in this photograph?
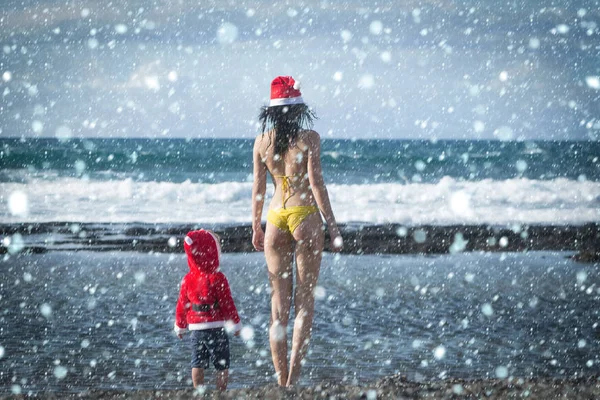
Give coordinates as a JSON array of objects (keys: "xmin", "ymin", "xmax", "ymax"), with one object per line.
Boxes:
[
  {"xmin": 306, "ymin": 131, "xmax": 343, "ymax": 252},
  {"xmin": 252, "ymin": 136, "xmax": 267, "ymax": 251}
]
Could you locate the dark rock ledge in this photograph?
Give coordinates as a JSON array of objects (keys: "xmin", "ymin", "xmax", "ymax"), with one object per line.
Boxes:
[{"xmin": 0, "ymin": 222, "xmax": 598, "ymax": 263}]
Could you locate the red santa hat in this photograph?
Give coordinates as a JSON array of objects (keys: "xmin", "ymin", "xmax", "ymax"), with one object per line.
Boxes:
[
  {"xmin": 269, "ymin": 76, "xmax": 304, "ymax": 107},
  {"xmin": 183, "ymin": 229, "xmax": 221, "ymax": 273}
]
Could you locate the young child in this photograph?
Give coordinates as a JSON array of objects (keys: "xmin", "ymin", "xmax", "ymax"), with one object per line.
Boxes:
[{"xmin": 174, "ymin": 229, "xmax": 241, "ymax": 391}]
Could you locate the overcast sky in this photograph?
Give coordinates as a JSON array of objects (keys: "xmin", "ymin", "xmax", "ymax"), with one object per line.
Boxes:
[{"xmin": 1, "ymin": 0, "xmax": 599, "ymax": 140}]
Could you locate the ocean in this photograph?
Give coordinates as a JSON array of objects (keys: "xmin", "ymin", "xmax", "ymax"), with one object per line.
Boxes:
[
  {"xmin": 1, "ymin": 138, "xmax": 599, "ymax": 395},
  {"xmin": 1, "ymin": 138, "xmax": 599, "ymax": 226}
]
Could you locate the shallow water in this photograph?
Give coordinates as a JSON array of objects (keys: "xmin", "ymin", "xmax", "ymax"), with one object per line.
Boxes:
[{"xmin": 1, "ymin": 251, "xmax": 599, "ymax": 394}]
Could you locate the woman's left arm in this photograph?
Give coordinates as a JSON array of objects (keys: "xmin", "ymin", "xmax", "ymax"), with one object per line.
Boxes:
[{"xmin": 252, "ymin": 136, "xmax": 267, "ymax": 251}]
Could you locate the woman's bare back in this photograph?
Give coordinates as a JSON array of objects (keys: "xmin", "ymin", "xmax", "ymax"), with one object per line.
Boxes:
[{"xmin": 257, "ymin": 129, "xmax": 318, "ymax": 209}]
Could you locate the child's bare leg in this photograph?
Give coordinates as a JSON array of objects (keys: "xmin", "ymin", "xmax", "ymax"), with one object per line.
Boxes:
[
  {"xmin": 216, "ymin": 369, "xmax": 229, "ymax": 391},
  {"xmin": 192, "ymin": 368, "xmax": 204, "ymax": 388}
]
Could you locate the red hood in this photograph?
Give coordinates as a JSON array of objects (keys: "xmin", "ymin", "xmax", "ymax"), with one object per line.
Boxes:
[{"xmin": 183, "ymin": 230, "xmax": 221, "ymax": 273}]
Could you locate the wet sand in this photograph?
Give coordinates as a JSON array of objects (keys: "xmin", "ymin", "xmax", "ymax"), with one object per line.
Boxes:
[
  {"xmin": 8, "ymin": 375, "xmax": 600, "ymax": 399},
  {"xmin": 1, "ymin": 222, "xmax": 598, "ymax": 261}
]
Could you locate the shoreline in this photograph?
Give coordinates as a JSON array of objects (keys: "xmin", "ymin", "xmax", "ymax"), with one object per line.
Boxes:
[
  {"xmin": 1, "ymin": 222, "xmax": 598, "ymax": 261},
  {"xmin": 6, "ymin": 375, "xmax": 600, "ymax": 399}
]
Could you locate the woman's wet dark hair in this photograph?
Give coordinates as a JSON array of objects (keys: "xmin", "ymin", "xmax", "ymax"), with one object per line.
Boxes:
[{"xmin": 258, "ymin": 103, "xmax": 317, "ymax": 156}]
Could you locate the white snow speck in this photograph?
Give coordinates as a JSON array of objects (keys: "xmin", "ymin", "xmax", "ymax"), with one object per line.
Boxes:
[
  {"xmin": 134, "ymin": 271, "xmax": 146, "ymax": 284},
  {"xmin": 2, "ymin": 71, "xmax": 12, "ymax": 82},
  {"xmin": 499, "ymin": 236, "xmax": 509, "ymax": 247},
  {"xmin": 81, "ymin": 339, "xmax": 90, "ymax": 348},
  {"xmin": 270, "ymin": 323, "xmax": 285, "ymax": 341},
  {"xmin": 143, "ymin": 76, "xmax": 160, "ymax": 90},
  {"xmin": 40, "ymin": 303, "xmax": 53, "ymax": 318},
  {"xmin": 576, "ymin": 271, "xmax": 587, "ymax": 284},
  {"xmin": 81, "ymin": 8, "xmax": 90, "ymax": 18},
  {"xmin": 168, "ymin": 71, "xmax": 178, "ymax": 82},
  {"xmin": 314, "ymin": 285, "xmax": 326, "ymax": 300},
  {"xmin": 167, "ymin": 237, "xmax": 177, "ymax": 247},
  {"xmin": 433, "ymin": 346, "xmax": 446, "ymax": 360},
  {"xmin": 578, "ymin": 339, "xmax": 587, "ymax": 348},
  {"xmin": 528, "ymin": 37, "xmax": 540, "ymax": 49},
  {"xmin": 585, "ymin": 76, "xmax": 600, "ymax": 90},
  {"xmin": 287, "ymin": 8, "xmax": 298, "ymax": 18},
  {"xmin": 481, "ymin": 303, "xmax": 494, "ymax": 317},
  {"xmin": 449, "ymin": 191, "xmax": 472, "ymax": 217},
  {"xmin": 55, "ymin": 125, "xmax": 73, "ymax": 141},
  {"xmin": 4, "ymin": 233, "xmax": 24, "ymax": 254},
  {"xmin": 333, "ymin": 236, "xmax": 343, "ymax": 248},
  {"xmin": 396, "ymin": 226, "xmax": 408, "ymax": 237},
  {"xmin": 241, "ymin": 326, "xmax": 255, "ymax": 341},
  {"xmin": 87, "ymin": 38, "xmax": 99, "ymax": 49},
  {"xmin": 333, "ymin": 71, "xmax": 343, "ymax": 82},
  {"xmin": 358, "ymin": 74, "xmax": 375, "ymax": 89},
  {"xmin": 412, "ymin": 8, "xmax": 421, "ymax": 23},
  {"xmin": 495, "ymin": 365, "xmax": 509, "ymax": 379},
  {"xmin": 340, "ymin": 30, "xmax": 353, "ymax": 43},
  {"xmin": 449, "ymin": 233, "xmax": 468, "ymax": 253},
  {"xmin": 369, "ymin": 20, "xmax": 383, "ymax": 35},
  {"xmin": 413, "ymin": 229, "xmax": 427, "ymax": 244},
  {"xmin": 11, "ymin": 386, "xmax": 21, "ymax": 395},
  {"xmin": 114, "ymin": 24, "xmax": 128, "ymax": 34},
  {"xmin": 499, "ymin": 71, "xmax": 508, "ymax": 82},
  {"xmin": 493, "ymin": 126, "xmax": 514, "ymax": 141},
  {"xmin": 74, "ymin": 159, "xmax": 86, "ymax": 175},
  {"xmin": 516, "ymin": 160, "xmax": 528, "ymax": 172},
  {"xmin": 554, "ymin": 24, "xmax": 570, "ymax": 34},
  {"xmin": 452, "ymin": 384, "xmax": 464, "ymax": 394},
  {"xmin": 246, "ymin": 8, "xmax": 256, "ymax": 17},
  {"xmin": 464, "ymin": 273, "xmax": 475, "ymax": 283},
  {"xmin": 472, "ymin": 120, "xmax": 485, "ymax": 133},
  {"xmin": 0, "ymin": 346, "xmax": 5, "ymax": 358},
  {"xmin": 8, "ymin": 191, "xmax": 29, "ymax": 217},
  {"xmin": 23, "ymin": 272, "xmax": 33, "ymax": 282},
  {"xmin": 380, "ymin": 51, "xmax": 391, "ymax": 63},
  {"xmin": 414, "ymin": 160, "xmax": 426, "ymax": 171},
  {"xmin": 217, "ymin": 22, "xmax": 238, "ymax": 45},
  {"xmin": 32, "ymin": 120, "xmax": 44, "ymax": 133}
]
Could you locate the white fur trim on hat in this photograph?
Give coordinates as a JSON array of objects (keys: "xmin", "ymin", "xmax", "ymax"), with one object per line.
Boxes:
[{"xmin": 269, "ymin": 96, "xmax": 305, "ymax": 107}]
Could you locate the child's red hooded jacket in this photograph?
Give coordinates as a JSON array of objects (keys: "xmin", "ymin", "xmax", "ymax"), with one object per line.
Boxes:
[{"xmin": 174, "ymin": 230, "xmax": 241, "ymax": 334}]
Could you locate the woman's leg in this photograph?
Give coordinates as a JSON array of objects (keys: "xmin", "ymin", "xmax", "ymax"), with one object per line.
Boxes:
[
  {"xmin": 264, "ymin": 222, "xmax": 295, "ymax": 386},
  {"xmin": 287, "ymin": 212, "xmax": 324, "ymax": 386}
]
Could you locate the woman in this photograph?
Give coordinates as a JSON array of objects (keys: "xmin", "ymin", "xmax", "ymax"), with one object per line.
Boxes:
[{"xmin": 252, "ymin": 76, "xmax": 343, "ymax": 387}]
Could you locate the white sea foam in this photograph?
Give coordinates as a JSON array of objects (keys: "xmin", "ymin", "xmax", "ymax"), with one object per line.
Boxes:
[{"xmin": 0, "ymin": 177, "xmax": 598, "ymax": 225}]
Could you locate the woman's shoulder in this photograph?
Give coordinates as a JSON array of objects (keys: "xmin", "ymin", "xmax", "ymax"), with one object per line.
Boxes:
[
  {"xmin": 298, "ymin": 130, "xmax": 321, "ymax": 152},
  {"xmin": 253, "ymin": 133, "xmax": 268, "ymax": 153},
  {"xmin": 298, "ymin": 129, "xmax": 320, "ymax": 145}
]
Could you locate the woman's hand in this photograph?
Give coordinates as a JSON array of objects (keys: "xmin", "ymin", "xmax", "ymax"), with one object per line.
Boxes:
[{"xmin": 252, "ymin": 228, "xmax": 265, "ymax": 251}]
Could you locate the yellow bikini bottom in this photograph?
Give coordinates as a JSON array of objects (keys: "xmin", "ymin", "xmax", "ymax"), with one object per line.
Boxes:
[{"xmin": 267, "ymin": 205, "xmax": 320, "ymax": 233}]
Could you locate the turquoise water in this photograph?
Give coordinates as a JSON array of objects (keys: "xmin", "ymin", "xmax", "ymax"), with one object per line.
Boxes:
[{"xmin": 1, "ymin": 138, "xmax": 598, "ymax": 184}]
